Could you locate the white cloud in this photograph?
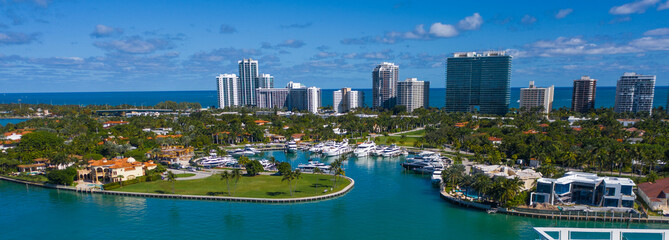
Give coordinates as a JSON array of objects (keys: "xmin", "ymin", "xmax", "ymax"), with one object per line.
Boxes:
[
  {"xmin": 403, "ymin": 24, "xmax": 427, "ymax": 39},
  {"xmin": 0, "ymin": 31, "xmax": 39, "ymax": 45},
  {"xmin": 516, "ymin": 35, "xmax": 669, "ymax": 57},
  {"xmin": 659, "ymin": 0, "xmax": 669, "ymax": 9},
  {"xmin": 90, "ymin": 25, "xmax": 123, "ymax": 38},
  {"xmin": 457, "ymin": 13, "xmax": 483, "ymax": 30},
  {"xmin": 340, "ymin": 13, "xmax": 480, "ymax": 44},
  {"xmin": 94, "ymin": 36, "xmax": 172, "ymax": 54},
  {"xmin": 609, "ymin": 0, "xmax": 659, "ymax": 15},
  {"xmin": 429, "ymin": 23, "xmax": 458, "ymax": 37},
  {"xmin": 555, "ymin": 9, "xmax": 573, "ymax": 19},
  {"xmin": 521, "ymin": 15, "xmax": 537, "ymax": 25},
  {"xmin": 630, "ymin": 37, "xmax": 669, "ymax": 50},
  {"xmin": 644, "ymin": 28, "xmax": 669, "ymax": 36},
  {"xmin": 277, "ymin": 39, "xmax": 305, "ymax": 48}
]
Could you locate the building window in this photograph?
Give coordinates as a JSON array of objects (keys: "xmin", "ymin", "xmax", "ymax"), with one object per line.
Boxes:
[
  {"xmin": 604, "ymin": 198, "xmax": 618, "ymax": 207},
  {"xmin": 622, "ymin": 200, "xmax": 634, "ymax": 208},
  {"xmin": 606, "ymin": 187, "xmax": 616, "ymax": 196}
]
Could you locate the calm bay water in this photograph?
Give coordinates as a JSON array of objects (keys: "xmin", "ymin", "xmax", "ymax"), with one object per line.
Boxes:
[
  {"xmin": 1, "ymin": 87, "xmax": 667, "ymax": 109},
  {"xmin": 0, "ymin": 119, "xmax": 28, "ymax": 126},
  {"xmin": 0, "ymin": 151, "xmax": 664, "ymax": 240}
]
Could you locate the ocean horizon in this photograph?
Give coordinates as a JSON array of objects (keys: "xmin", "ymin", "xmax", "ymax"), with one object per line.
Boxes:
[{"xmin": 1, "ymin": 86, "xmax": 667, "ymax": 110}]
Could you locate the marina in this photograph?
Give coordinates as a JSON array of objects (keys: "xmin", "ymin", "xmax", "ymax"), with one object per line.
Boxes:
[{"xmin": 2, "ymin": 150, "xmax": 666, "ymax": 240}]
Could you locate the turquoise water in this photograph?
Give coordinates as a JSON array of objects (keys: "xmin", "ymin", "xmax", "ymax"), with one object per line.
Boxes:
[
  {"xmin": 0, "ymin": 119, "xmax": 28, "ymax": 126},
  {"xmin": 1, "ymin": 151, "xmax": 665, "ymax": 240},
  {"xmin": 1, "ymin": 87, "xmax": 667, "ymax": 109}
]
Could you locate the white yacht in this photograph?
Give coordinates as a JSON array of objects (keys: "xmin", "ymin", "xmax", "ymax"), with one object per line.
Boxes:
[
  {"xmin": 285, "ymin": 141, "xmax": 298, "ymax": 152},
  {"xmin": 371, "ymin": 145, "xmax": 387, "ymax": 156},
  {"xmin": 401, "ymin": 151, "xmax": 445, "ymax": 174},
  {"xmin": 322, "ymin": 139, "xmax": 352, "ymax": 157},
  {"xmin": 230, "ymin": 146, "xmax": 259, "ymax": 157},
  {"xmin": 308, "ymin": 142, "xmax": 325, "ymax": 153},
  {"xmin": 199, "ymin": 155, "xmax": 236, "ymax": 167},
  {"xmin": 353, "ymin": 141, "xmax": 376, "ymax": 157},
  {"xmin": 297, "ymin": 159, "xmax": 332, "ymax": 173},
  {"xmin": 431, "ymin": 170, "xmax": 443, "ymax": 185},
  {"xmin": 258, "ymin": 159, "xmax": 276, "ymax": 171},
  {"xmin": 381, "ymin": 145, "xmax": 402, "ymax": 157}
]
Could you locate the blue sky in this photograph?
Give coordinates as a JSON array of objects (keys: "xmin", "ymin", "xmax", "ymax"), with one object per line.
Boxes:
[{"xmin": 1, "ymin": 0, "xmax": 668, "ymax": 92}]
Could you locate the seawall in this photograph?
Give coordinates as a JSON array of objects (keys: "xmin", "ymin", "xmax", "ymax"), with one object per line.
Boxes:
[{"xmin": 0, "ymin": 175, "xmax": 355, "ymax": 204}]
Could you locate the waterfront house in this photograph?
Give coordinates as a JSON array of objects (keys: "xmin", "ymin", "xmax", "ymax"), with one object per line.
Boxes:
[
  {"xmin": 17, "ymin": 163, "xmax": 46, "ymax": 173},
  {"xmin": 157, "ymin": 146, "xmax": 194, "ymax": 167},
  {"xmin": 291, "ymin": 133, "xmax": 305, "ymax": 142},
  {"xmin": 637, "ymin": 177, "xmax": 669, "ymax": 213},
  {"xmin": 471, "ymin": 164, "xmax": 542, "ymax": 190},
  {"xmin": 530, "ymin": 172, "xmax": 636, "ymax": 208},
  {"xmin": 77, "ymin": 157, "xmax": 157, "ymax": 183}
]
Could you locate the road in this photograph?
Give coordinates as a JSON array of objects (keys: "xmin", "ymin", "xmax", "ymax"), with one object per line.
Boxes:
[
  {"xmin": 388, "ymin": 127, "xmax": 425, "ymax": 136},
  {"xmin": 166, "ymin": 168, "xmax": 213, "ymax": 181}
]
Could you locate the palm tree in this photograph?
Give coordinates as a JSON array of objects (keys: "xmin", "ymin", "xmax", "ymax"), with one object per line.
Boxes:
[
  {"xmin": 231, "ymin": 169, "xmax": 242, "ymax": 196},
  {"xmin": 282, "ymin": 170, "xmax": 296, "ymax": 196},
  {"xmin": 220, "ymin": 171, "xmax": 231, "ymax": 196},
  {"xmin": 330, "ymin": 157, "xmax": 345, "ymax": 188},
  {"xmin": 333, "ymin": 166, "xmax": 345, "ymax": 189},
  {"xmin": 472, "ymin": 173, "xmax": 492, "ymax": 200},
  {"xmin": 312, "ymin": 166, "xmax": 324, "ymax": 175},
  {"xmin": 441, "ymin": 164, "xmax": 465, "ymax": 189},
  {"xmin": 166, "ymin": 171, "xmax": 176, "ymax": 194},
  {"xmin": 292, "ymin": 169, "xmax": 302, "ymax": 194},
  {"xmin": 494, "ymin": 178, "xmax": 523, "ymax": 207}
]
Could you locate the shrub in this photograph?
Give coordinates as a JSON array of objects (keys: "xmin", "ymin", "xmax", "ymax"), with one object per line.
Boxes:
[
  {"xmin": 46, "ymin": 167, "xmax": 77, "ymax": 185},
  {"xmin": 245, "ymin": 160, "xmax": 263, "ymax": 176},
  {"xmin": 277, "ymin": 162, "xmax": 291, "ymax": 176}
]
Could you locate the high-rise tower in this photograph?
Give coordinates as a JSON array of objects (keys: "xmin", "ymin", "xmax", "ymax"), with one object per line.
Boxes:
[
  {"xmin": 216, "ymin": 74, "xmax": 239, "ymax": 109},
  {"xmin": 397, "ymin": 78, "xmax": 429, "ymax": 112},
  {"xmin": 445, "ymin": 51, "xmax": 511, "ymax": 115},
  {"xmin": 519, "ymin": 81, "xmax": 554, "ymax": 114},
  {"xmin": 372, "ymin": 62, "xmax": 399, "ymax": 109},
  {"xmin": 571, "ymin": 76, "xmax": 597, "ymax": 113},
  {"xmin": 614, "ymin": 72, "xmax": 656, "ymax": 114},
  {"xmin": 238, "ymin": 59, "xmax": 259, "ymax": 106}
]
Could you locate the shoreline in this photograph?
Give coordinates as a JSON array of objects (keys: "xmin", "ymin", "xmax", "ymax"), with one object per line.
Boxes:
[
  {"xmin": 439, "ymin": 190, "xmax": 669, "ymax": 224},
  {"xmin": 0, "ymin": 175, "xmax": 355, "ymax": 204}
]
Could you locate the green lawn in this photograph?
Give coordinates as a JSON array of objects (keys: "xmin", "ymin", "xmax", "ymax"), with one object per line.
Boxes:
[
  {"xmin": 399, "ymin": 129, "xmax": 425, "ymax": 136},
  {"xmin": 2, "ymin": 174, "xmax": 48, "ymax": 183},
  {"xmin": 175, "ymin": 173, "xmax": 196, "ymax": 178},
  {"xmin": 374, "ymin": 136, "xmax": 420, "ymax": 147},
  {"xmin": 113, "ymin": 174, "xmax": 351, "ymax": 199}
]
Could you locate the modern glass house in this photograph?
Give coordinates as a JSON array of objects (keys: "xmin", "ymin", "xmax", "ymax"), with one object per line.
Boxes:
[
  {"xmin": 445, "ymin": 51, "xmax": 511, "ymax": 115},
  {"xmin": 530, "ymin": 172, "xmax": 636, "ymax": 208}
]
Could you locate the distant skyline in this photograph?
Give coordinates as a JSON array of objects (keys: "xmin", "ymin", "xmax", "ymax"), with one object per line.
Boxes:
[{"xmin": 1, "ymin": 0, "xmax": 668, "ymax": 93}]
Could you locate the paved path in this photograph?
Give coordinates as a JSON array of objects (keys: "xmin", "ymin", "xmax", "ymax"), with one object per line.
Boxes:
[
  {"xmin": 389, "ymin": 127, "xmax": 424, "ymax": 136},
  {"xmin": 167, "ymin": 169, "xmax": 212, "ymax": 181}
]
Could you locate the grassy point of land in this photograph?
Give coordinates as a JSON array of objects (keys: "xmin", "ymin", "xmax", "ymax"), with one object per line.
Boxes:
[
  {"xmin": 374, "ymin": 136, "xmax": 421, "ymax": 147},
  {"xmin": 175, "ymin": 173, "xmax": 196, "ymax": 178},
  {"xmin": 113, "ymin": 174, "xmax": 351, "ymax": 199}
]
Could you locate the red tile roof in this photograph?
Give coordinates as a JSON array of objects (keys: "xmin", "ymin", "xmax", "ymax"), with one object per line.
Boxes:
[{"xmin": 638, "ymin": 177, "xmax": 669, "ymax": 202}]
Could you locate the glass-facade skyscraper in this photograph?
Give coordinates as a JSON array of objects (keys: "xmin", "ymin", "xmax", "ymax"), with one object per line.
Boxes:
[
  {"xmin": 238, "ymin": 59, "xmax": 259, "ymax": 106},
  {"xmin": 445, "ymin": 51, "xmax": 511, "ymax": 115}
]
